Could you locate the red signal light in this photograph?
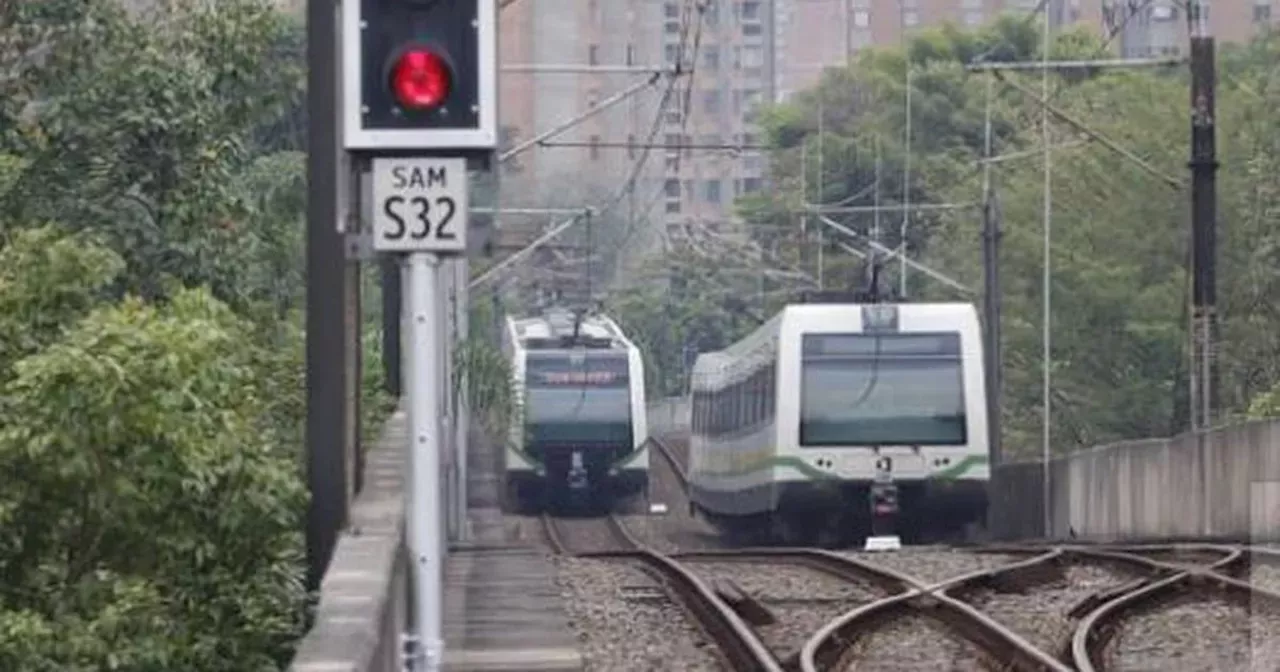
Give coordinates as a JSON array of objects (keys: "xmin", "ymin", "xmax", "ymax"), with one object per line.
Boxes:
[{"xmin": 390, "ymin": 48, "xmax": 452, "ymax": 110}]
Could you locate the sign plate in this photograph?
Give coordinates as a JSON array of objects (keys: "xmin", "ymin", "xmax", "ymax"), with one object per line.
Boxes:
[{"xmin": 371, "ymin": 157, "xmax": 468, "ymax": 253}]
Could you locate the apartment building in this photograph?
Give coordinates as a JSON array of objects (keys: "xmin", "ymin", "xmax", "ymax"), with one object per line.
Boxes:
[
  {"xmin": 1109, "ymin": 0, "xmax": 1276, "ymax": 58},
  {"xmin": 773, "ymin": 0, "xmax": 1103, "ymax": 101},
  {"xmin": 658, "ymin": 0, "xmax": 775, "ymax": 240},
  {"xmin": 497, "ymin": 0, "xmax": 664, "ymax": 252}
]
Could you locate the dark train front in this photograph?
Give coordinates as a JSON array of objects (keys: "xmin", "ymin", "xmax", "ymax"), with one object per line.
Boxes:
[{"xmin": 500, "ymin": 313, "xmax": 649, "ymax": 516}]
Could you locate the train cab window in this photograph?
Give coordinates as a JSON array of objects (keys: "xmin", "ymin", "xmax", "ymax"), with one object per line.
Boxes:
[
  {"xmin": 524, "ymin": 354, "xmax": 633, "ymax": 446},
  {"xmin": 798, "ymin": 333, "xmax": 967, "ymax": 446}
]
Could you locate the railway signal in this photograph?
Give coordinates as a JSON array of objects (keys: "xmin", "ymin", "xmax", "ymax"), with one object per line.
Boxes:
[{"xmin": 342, "ymin": 0, "xmax": 497, "ymax": 153}]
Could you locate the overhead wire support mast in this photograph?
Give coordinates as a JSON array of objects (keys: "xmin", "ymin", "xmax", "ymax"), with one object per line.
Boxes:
[
  {"xmin": 1188, "ymin": 0, "xmax": 1218, "ymax": 431},
  {"xmin": 1040, "ymin": 0, "xmax": 1053, "ymax": 540}
]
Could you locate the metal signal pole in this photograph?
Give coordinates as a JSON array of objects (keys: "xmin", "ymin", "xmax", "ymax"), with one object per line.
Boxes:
[{"xmin": 1188, "ymin": 1, "xmax": 1218, "ymax": 432}]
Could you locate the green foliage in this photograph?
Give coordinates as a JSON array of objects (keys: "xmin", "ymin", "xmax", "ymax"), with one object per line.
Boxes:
[
  {"xmin": 0, "ymin": 0, "xmax": 314, "ymax": 668},
  {"xmin": 608, "ymin": 248, "xmax": 784, "ymax": 397},
  {"xmin": 0, "ymin": 288, "xmax": 306, "ymax": 669},
  {"xmin": 454, "ymin": 336, "xmax": 520, "ymax": 443},
  {"xmin": 0, "ymin": 227, "xmax": 125, "ymax": 374},
  {"xmin": 3, "ymin": 0, "xmax": 305, "ymax": 305},
  {"xmin": 734, "ymin": 21, "xmax": 1280, "ymax": 459}
]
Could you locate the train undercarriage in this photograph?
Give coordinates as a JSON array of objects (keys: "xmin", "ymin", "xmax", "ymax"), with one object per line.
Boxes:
[
  {"xmin": 503, "ymin": 445, "xmax": 648, "ymax": 516},
  {"xmin": 694, "ymin": 479, "xmax": 989, "ymax": 548}
]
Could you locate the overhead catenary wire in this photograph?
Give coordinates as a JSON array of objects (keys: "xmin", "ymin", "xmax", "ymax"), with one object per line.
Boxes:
[{"xmin": 474, "ymin": 0, "xmax": 702, "ymax": 290}]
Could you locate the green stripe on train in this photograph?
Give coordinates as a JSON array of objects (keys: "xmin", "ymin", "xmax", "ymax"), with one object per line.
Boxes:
[{"xmin": 696, "ymin": 453, "xmax": 989, "ymax": 481}]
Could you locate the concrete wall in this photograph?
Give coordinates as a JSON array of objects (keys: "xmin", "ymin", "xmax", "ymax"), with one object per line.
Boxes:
[
  {"xmin": 289, "ymin": 411, "xmax": 409, "ymax": 672},
  {"xmin": 993, "ymin": 419, "xmax": 1280, "ymax": 542},
  {"xmin": 647, "ymin": 395, "xmax": 690, "ymax": 437}
]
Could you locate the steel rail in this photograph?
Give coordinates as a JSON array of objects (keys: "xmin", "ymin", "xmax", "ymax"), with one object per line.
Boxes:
[
  {"xmin": 546, "ymin": 514, "xmax": 784, "ymax": 672},
  {"xmin": 797, "ymin": 549, "xmax": 1074, "ymax": 672},
  {"xmin": 1070, "ymin": 545, "xmax": 1280, "ymax": 672}
]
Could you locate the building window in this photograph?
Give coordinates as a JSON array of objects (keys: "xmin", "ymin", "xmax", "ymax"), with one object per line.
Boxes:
[
  {"xmin": 743, "ymin": 22, "xmax": 763, "ymax": 36},
  {"xmin": 589, "ymin": 135, "xmax": 601, "ymax": 160},
  {"xmin": 703, "ymin": 90, "xmax": 721, "ymax": 114},
  {"xmin": 704, "ymin": 47, "xmax": 720, "ymax": 70},
  {"xmin": 1255, "ymin": 2, "xmax": 1272, "ymax": 22},
  {"xmin": 903, "ymin": 10, "xmax": 918, "ymax": 26},
  {"xmin": 665, "ymin": 178, "xmax": 681, "ymax": 197},
  {"xmin": 704, "ymin": 179, "xmax": 722, "ymax": 203},
  {"xmin": 1151, "ymin": 5, "xmax": 1176, "ymax": 21},
  {"xmin": 854, "ymin": 10, "xmax": 870, "ymax": 27},
  {"xmin": 743, "ymin": 177, "xmax": 763, "ymax": 193},
  {"xmin": 666, "ymin": 201, "xmax": 681, "ymax": 214},
  {"xmin": 665, "ymin": 20, "xmax": 681, "ymax": 34},
  {"xmin": 626, "ymin": 44, "xmax": 636, "ymax": 65},
  {"xmin": 665, "ymin": 2, "xmax": 680, "ymax": 19},
  {"xmin": 741, "ymin": 1, "xmax": 760, "ymax": 21},
  {"xmin": 588, "ymin": 44, "xmax": 599, "ymax": 65},
  {"xmin": 665, "ymin": 133, "xmax": 682, "ymax": 153},
  {"xmin": 664, "ymin": 44, "xmax": 680, "ymax": 64}
]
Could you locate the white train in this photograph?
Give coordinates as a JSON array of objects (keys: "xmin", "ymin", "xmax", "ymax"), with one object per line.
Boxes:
[
  {"xmin": 501, "ymin": 308, "xmax": 649, "ymax": 513},
  {"xmin": 688, "ymin": 301, "xmax": 990, "ymax": 545}
]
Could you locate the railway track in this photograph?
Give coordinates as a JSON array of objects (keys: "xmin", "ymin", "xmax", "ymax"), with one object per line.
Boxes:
[
  {"xmin": 542, "ymin": 513, "xmax": 785, "ymax": 672},
  {"xmin": 635, "ymin": 436, "xmax": 1280, "ymax": 669}
]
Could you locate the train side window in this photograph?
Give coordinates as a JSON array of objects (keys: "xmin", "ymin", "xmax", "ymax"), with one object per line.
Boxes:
[
  {"xmin": 730, "ymin": 380, "xmax": 740, "ymax": 432},
  {"xmin": 755, "ymin": 369, "xmax": 763, "ymax": 423},
  {"xmin": 696, "ymin": 389, "xmax": 706, "ymax": 432},
  {"xmin": 714, "ymin": 388, "xmax": 724, "ymax": 435},
  {"xmin": 747, "ymin": 369, "xmax": 759, "ymax": 428}
]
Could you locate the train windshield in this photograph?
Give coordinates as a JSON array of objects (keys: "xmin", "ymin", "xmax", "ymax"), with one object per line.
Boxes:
[
  {"xmin": 799, "ymin": 332, "xmax": 967, "ymax": 446},
  {"xmin": 524, "ymin": 353, "xmax": 633, "ymax": 445}
]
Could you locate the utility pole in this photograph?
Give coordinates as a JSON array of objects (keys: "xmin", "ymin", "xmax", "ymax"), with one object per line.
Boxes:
[
  {"xmin": 980, "ymin": 73, "xmax": 1003, "ymax": 496},
  {"xmin": 1188, "ymin": 0, "xmax": 1218, "ymax": 432},
  {"xmin": 304, "ymin": 0, "xmax": 357, "ymax": 592}
]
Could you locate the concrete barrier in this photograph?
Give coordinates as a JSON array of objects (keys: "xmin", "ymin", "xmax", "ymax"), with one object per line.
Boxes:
[
  {"xmin": 993, "ymin": 418, "xmax": 1280, "ymax": 542},
  {"xmin": 290, "ymin": 410, "xmax": 409, "ymax": 672},
  {"xmin": 647, "ymin": 395, "xmax": 690, "ymax": 436}
]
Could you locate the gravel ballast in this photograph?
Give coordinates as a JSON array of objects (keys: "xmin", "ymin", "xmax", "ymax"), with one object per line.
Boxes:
[
  {"xmin": 961, "ymin": 562, "xmax": 1140, "ymax": 655},
  {"xmin": 844, "ymin": 549, "xmax": 1025, "ymax": 585},
  {"xmin": 843, "ymin": 614, "xmax": 988, "ymax": 671},
  {"xmin": 553, "ymin": 556, "xmax": 726, "ymax": 671},
  {"xmin": 1106, "ymin": 595, "xmax": 1280, "ymax": 671},
  {"xmin": 685, "ymin": 560, "xmax": 886, "ymax": 659}
]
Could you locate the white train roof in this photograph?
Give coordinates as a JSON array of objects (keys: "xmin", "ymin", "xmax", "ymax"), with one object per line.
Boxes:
[
  {"xmin": 507, "ymin": 308, "xmax": 637, "ymax": 352},
  {"xmin": 691, "ymin": 302, "xmax": 978, "ymax": 386}
]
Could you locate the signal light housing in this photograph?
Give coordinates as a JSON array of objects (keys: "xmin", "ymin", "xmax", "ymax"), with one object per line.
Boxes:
[
  {"xmin": 390, "ymin": 48, "xmax": 452, "ymax": 111},
  {"xmin": 343, "ymin": 0, "xmax": 496, "ymax": 152}
]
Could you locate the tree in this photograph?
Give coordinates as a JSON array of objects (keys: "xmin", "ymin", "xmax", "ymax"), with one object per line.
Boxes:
[
  {"xmin": 0, "ymin": 1, "xmax": 320, "ymax": 668},
  {"xmin": 0, "ymin": 285, "xmax": 307, "ymax": 670}
]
